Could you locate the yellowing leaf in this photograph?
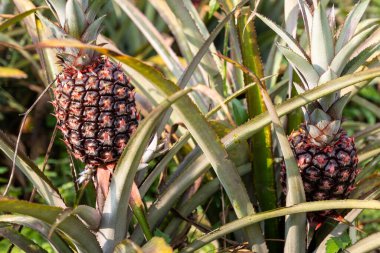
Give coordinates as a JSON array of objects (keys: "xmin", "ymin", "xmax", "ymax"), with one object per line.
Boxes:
[
  {"xmin": 0, "ymin": 67, "xmax": 27, "ymax": 79},
  {"xmin": 142, "ymin": 237, "xmax": 173, "ymax": 253}
]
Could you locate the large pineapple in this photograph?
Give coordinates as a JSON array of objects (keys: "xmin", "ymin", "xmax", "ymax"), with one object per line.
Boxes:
[
  {"xmin": 42, "ymin": 0, "xmax": 139, "ymax": 172},
  {"xmin": 258, "ymin": 0, "xmax": 376, "ymax": 217}
]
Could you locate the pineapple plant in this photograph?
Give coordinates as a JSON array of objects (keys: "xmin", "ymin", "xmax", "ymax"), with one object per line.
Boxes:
[
  {"xmin": 42, "ymin": 0, "xmax": 139, "ymax": 176},
  {"xmin": 258, "ymin": 0, "xmax": 376, "ymax": 221}
]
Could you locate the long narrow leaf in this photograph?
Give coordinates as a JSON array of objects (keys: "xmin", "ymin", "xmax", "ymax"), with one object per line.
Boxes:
[
  {"xmin": 180, "ymin": 200, "xmax": 380, "ymax": 253},
  {"xmin": 165, "ymin": 0, "xmax": 224, "ymax": 93},
  {"xmin": 342, "ymin": 44, "xmax": 380, "ymax": 75},
  {"xmin": 0, "ymin": 199, "xmax": 101, "ymax": 253},
  {"xmin": 277, "ymin": 45, "xmax": 320, "ymax": 88},
  {"xmin": 335, "ymin": 0, "xmax": 370, "ymax": 52},
  {"xmin": 0, "ymin": 7, "xmax": 47, "ymax": 32},
  {"xmin": 0, "ymin": 215, "xmax": 72, "ymax": 253},
  {"xmin": 0, "ymin": 227, "xmax": 47, "ymax": 253},
  {"xmin": 256, "ymin": 13, "xmax": 308, "ymax": 60},
  {"xmin": 113, "ymin": 0, "xmax": 185, "ymax": 80},
  {"xmin": 331, "ymin": 25, "xmax": 378, "ymax": 76},
  {"xmin": 311, "ymin": 3, "xmax": 334, "ymax": 74}
]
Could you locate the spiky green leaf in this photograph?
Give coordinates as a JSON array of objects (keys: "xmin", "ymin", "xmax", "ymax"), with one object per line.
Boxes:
[
  {"xmin": 331, "ymin": 25, "xmax": 378, "ymax": 75},
  {"xmin": 44, "ymin": 0, "xmax": 66, "ymax": 26},
  {"xmin": 81, "ymin": 15, "xmax": 104, "ymax": 42},
  {"xmin": 327, "ymin": 93, "xmax": 351, "ymax": 120},
  {"xmin": 0, "ymin": 215, "xmax": 72, "ymax": 253},
  {"xmin": 37, "ymin": 14, "xmax": 66, "ymax": 39},
  {"xmin": 65, "ymin": 0, "xmax": 86, "ymax": 39},
  {"xmin": 0, "ymin": 227, "xmax": 47, "ymax": 253},
  {"xmin": 180, "ymin": 200, "xmax": 380, "ymax": 253},
  {"xmin": 0, "ymin": 7, "xmax": 46, "ymax": 32},
  {"xmin": 256, "ymin": 13, "xmax": 308, "ymax": 59},
  {"xmin": 0, "ymin": 199, "xmax": 101, "ymax": 253},
  {"xmin": 343, "ymin": 44, "xmax": 380, "ymax": 75},
  {"xmin": 336, "ymin": 0, "xmax": 370, "ymax": 52},
  {"xmin": 277, "ymin": 45, "xmax": 319, "ymax": 89},
  {"xmin": 318, "ymin": 68, "xmax": 338, "ymax": 110},
  {"xmin": 311, "ymin": 3, "xmax": 334, "ymax": 74}
]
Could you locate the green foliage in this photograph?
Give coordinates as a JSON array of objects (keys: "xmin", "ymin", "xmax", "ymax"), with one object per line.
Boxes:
[{"xmin": 326, "ymin": 232, "xmax": 351, "ymax": 253}]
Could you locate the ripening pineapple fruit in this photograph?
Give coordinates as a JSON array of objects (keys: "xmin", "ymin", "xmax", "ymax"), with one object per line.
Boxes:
[
  {"xmin": 257, "ymin": 0, "xmax": 376, "ymax": 215},
  {"xmin": 42, "ymin": 0, "xmax": 139, "ymax": 172}
]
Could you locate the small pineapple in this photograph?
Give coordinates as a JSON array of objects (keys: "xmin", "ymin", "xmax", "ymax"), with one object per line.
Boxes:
[
  {"xmin": 42, "ymin": 0, "xmax": 139, "ymax": 172},
  {"xmin": 258, "ymin": 0, "xmax": 376, "ymax": 219}
]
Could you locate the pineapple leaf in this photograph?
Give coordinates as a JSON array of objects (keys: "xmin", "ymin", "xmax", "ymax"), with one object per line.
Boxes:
[
  {"xmin": 327, "ymin": 93, "xmax": 351, "ymax": 120},
  {"xmin": 355, "ymin": 18, "xmax": 380, "ymax": 35},
  {"xmin": 0, "ymin": 199, "xmax": 101, "ymax": 253},
  {"xmin": 318, "ymin": 68, "xmax": 338, "ymax": 85},
  {"xmin": 331, "ymin": 25, "xmax": 378, "ymax": 76},
  {"xmin": 284, "ymin": 0, "xmax": 299, "ymax": 37},
  {"xmin": 327, "ymin": 5, "xmax": 336, "ymax": 35},
  {"xmin": 309, "ymin": 108, "xmax": 332, "ymax": 125},
  {"xmin": 318, "ymin": 68, "xmax": 338, "ymax": 111},
  {"xmin": 65, "ymin": 0, "xmax": 86, "ymax": 39},
  {"xmin": 293, "ymin": 82, "xmax": 305, "ymax": 94},
  {"xmin": 141, "ymin": 237, "xmax": 173, "ymax": 253},
  {"xmin": 114, "ymin": 239, "xmax": 143, "ymax": 253},
  {"xmin": 342, "ymin": 44, "xmax": 380, "ymax": 75},
  {"xmin": 297, "ymin": 0, "xmax": 312, "ymax": 41},
  {"xmin": 86, "ymin": 0, "xmax": 107, "ymax": 22},
  {"xmin": 44, "ymin": 0, "xmax": 66, "ymax": 27},
  {"xmin": 277, "ymin": 44, "xmax": 319, "ymax": 89},
  {"xmin": 81, "ymin": 15, "xmax": 105, "ymax": 43},
  {"xmin": 256, "ymin": 13, "xmax": 308, "ymax": 60},
  {"xmin": 114, "ymin": 0, "xmax": 186, "ymax": 83},
  {"xmin": 0, "ymin": 7, "xmax": 47, "ymax": 33},
  {"xmin": 311, "ymin": 3, "xmax": 334, "ymax": 75},
  {"xmin": 37, "ymin": 13, "xmax": 67, "ymax": 40},
  {"xmin": 0, "ymin": 215, "xmax": 72, "ymax": 253},
  {"xmin": 0, "ymin": 227, "xmax": 47, "ymax": 253},
  {"xmin": 166, "ymin": 0, "xmax": 224, "ymax": 94},
  {"xmin": 182, "ymin": 200, "xmax": 380, "ymax": 252},
  {"xmin": 77, "ymin": 0, "xmax": 88, "ymax": 11},
  {"xmin": 323, "ymin": 120, "xmax": 341, "ymax": 136},
  {"xmin": 335, "ymin": 0, "xmax": 370, "ymax": 52}
]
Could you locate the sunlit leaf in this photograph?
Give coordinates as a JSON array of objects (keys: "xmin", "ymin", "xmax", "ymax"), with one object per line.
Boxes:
[
  {"xmin": 0, "ymin": 7, "xmax": 47, "ymax": 32},
  {"xmin": 181, "ymin": 200, "xmax": 380, "ymax": 252},
  {"xmin": 0, "ymin": 199, "xmax": 101, "ymax": 253},
  {"xmin": 0, "ymin": 67, "xmax": 27, "ymax": 79}
]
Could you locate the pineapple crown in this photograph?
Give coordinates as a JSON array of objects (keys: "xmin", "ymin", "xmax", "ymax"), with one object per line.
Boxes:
[
  {"xmin": 257, "ymin": 0, "xmax": 378, "ymax": 146},
  {"xmin": 40, "ymin": 0, "xmax": 107, "ymax": 67}
]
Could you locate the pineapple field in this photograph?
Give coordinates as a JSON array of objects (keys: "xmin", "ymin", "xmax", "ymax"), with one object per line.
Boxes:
[{"xmin": 1, "ymin": 0, "xmax": 380, "ymax": 252}]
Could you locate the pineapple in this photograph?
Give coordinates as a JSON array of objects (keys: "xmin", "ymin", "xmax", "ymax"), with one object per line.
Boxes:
[
  {"xmin": 257, "ymin": 0, "xmax": 376, "ymax": 219},
  {"xmin": 42, "ymin": 0, "xmax": 139, "ymax": 173}
]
